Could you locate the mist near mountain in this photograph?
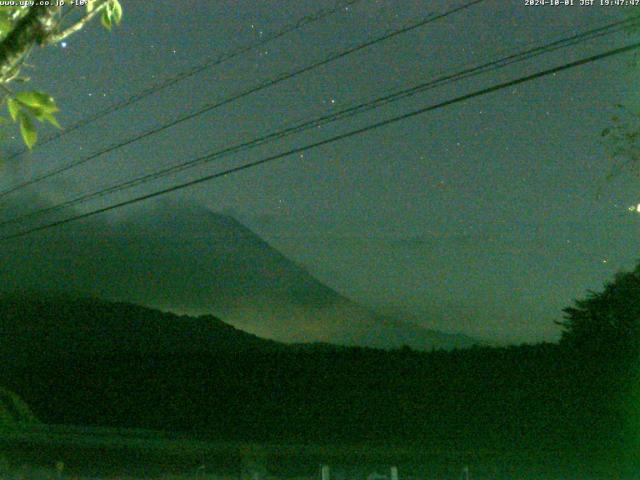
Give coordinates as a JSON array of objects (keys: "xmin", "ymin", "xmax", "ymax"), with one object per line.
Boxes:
[{"xmin": 0, "ymin": 194, "xmax": 478, "ymax": 350}]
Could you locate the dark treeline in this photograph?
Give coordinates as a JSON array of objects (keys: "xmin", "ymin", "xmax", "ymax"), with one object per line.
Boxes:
[
  {"xmin": 1, "ymin": 261, "xmax": 639, "ymax": 470},
  {"xmin": 1, "ymin": 344, "xmax": 624, "ymax": 449}
]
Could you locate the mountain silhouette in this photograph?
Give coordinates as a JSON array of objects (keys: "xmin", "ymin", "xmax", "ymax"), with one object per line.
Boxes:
[
  {"xmin": 0, "ymin": 293, "xmax": 281, "ymax": 364},
  {"xmin": 0, "ymin": 197, "xmax": 478, "ymax": 350}
]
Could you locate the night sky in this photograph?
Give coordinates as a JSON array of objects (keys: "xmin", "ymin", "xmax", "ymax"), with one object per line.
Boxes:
[{"xmin": 1, "ymin": 0, "xmax": 639, "ymax": 343}]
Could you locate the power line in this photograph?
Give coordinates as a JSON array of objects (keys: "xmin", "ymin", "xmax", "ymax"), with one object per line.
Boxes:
[
  {"xmin": 2, "ymin": 39, "xmax": 638, "ymax": 242},
  {"xmin": 0, "ymin": 15, "xmax": 635, "ymax": 231},
  {"xmin": 0, "ymin": 0, "xmax": 485, "ymax": 200},
  {"xmin": 4, "ymin": 0, "xmax": 364, "ymax": 162}
]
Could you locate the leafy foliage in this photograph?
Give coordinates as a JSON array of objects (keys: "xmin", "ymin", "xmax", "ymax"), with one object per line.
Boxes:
[
  {"xmin": 101, "ymin": 0, "xmax": 123, "ymax": 31},
  {"xmin": 6, "ymin": 91, "xmax": 60, "ymax": 148},
  {"xmin": 599, "ymin": 12, "xmax": 640, "ymax": 183},
  {"xmin": 558, "ymin": 261, "xmax": 640, "ymax": 471},
  {"xmin": 0, "ymin": 6, "xmax": 29, "ymax": 42},
  {"xmin": 0, "ymin": 1, "xmax": 123, "ymax": 150},
  {"xmin": 601, "ymin": 105, "xmax": 640, "ymax": 182},
  {"xmin": 559, "ymin": 260, "xmax": 640, "ymax": 358}
]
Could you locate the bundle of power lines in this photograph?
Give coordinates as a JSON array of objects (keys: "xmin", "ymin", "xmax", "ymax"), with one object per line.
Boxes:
[{"xmin": 0, "ymin": 0, "xmax": 637, "ymax": 241}]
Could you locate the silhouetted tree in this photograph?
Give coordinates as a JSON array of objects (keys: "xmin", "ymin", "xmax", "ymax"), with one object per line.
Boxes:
[
  {"xmin": 558, "ymin": 261, "xmax": 640, "ymax": 359},
  {"xmin": 558, "ymin": 261, "xmax": 640, "ymax": 471}
]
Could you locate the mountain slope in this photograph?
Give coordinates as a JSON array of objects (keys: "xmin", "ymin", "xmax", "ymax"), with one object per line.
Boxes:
[{"xmin": 0, "ymin": 198, "xmax": 478, "ymax": 350}]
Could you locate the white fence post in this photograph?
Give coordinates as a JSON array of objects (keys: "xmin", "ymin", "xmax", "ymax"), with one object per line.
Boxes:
[
  {"xmin": 390, "ymin": 466, "xmax": 398, "ymax": 480},
  {"xmin": 321, "ymin": 464, "xmax": 331, "ymax": 480},
  {"xmin": 462, "ymin": 466, "xmax": 469, "ymax": 480}
]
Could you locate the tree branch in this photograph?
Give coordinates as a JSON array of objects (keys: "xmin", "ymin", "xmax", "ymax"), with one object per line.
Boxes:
[
  {"xmin": 0, "ymin": 5, "xmax": 60, "ymax": 83},
  {"xmin": 47, "ymin": 1, "xmax": 110, "ymax": 44}
]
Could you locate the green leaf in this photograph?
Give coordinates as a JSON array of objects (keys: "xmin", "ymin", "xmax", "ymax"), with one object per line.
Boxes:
[
  {"xmin": 42, "ymin": 112, "xmax": 61, "ymax": 129},
  {"xmin": 7, "ymin": 98, "xmax": 19, "ymax": 122},
  {"xmin": 19, "ymin": 105, "xmax": 49, "ymax": 122},
  {"xmin": 111, "ymin": 0, "xmax": 122, "ymax": 25},
  {"xmin": 0, "ymin": 16, "xmax": 13, "ymax": 37},
  {"xmin": 9, "ymin": 91, "xmax": 61, "ymax": 128},
  {"xmin": 28, "ymin": 107, "xmax": 46, "ymax": 121},
  {"xmin": 101, "ymin": 8, "xmax": 112, "ymax": 31},
  {"xmin": 17, "ymin": 112, "xmax": 36, "ymax": 149},
  {"xmin": 23, "ymin": 103, "xmax": 61, "ymax": 129},
  {"xmin": 15, "ymin": 91, "xmax": 57, "ymax": 113}
]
